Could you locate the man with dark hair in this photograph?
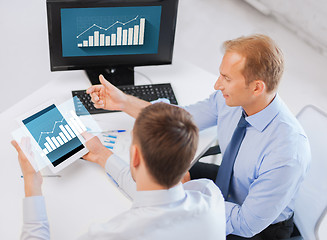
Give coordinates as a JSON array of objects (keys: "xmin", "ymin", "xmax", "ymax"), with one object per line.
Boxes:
[
  {"xmin": 12, "ymin": 103, "xmax": 226, "ymax": 239},
  {"xmin": 132, "ymin": 103, "xmax": 199, "ymax": 188},
  {"xmin": 87, "ymin": 34, "xmax": 311, "ymax": 239}
]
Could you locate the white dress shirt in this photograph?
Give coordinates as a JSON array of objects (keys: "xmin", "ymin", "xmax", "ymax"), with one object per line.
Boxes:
[
  {"xmin": 22, "ymin": 154, "xmax": 226, "ymax": 239},
  {"xmin": 185, "ymin": 91, "xmax": 311, "ymax": 237}
]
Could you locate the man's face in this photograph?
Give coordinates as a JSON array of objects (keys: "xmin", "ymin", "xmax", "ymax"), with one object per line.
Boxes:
[{"xmin": 214, "ymin": 51, "xmax": 255, "ymax": 108}]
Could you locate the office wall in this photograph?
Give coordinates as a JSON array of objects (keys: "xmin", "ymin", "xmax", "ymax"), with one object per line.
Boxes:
[
  {"xmin": 0, "ymin": 1, "xmax": 62, "ymax": 113},
  {"xmin": 174, "ymin": 0, "xmax": 327, "ymax": 114},
  {"xmin": 244, "ymin": 0, "xmax": 327, "ymax": 55},
  {"xmin": 1, "ymin": 0, "xmax": 327, "ymax": 115}
]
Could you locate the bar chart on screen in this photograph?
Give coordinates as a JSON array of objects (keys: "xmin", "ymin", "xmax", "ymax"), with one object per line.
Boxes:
[
  {"xmin": 22, "ymin": 105, "xmax": 85, "ymax": 163},
  {"xmin": 100, "ymin": 130, "xmax": 131, "ymax": 162},
  {"xmin": 36, "ymin": 110, "xmax": 86, "ymax": 156},
  {"xmin": 76, "ymin": 16, "xmax": 145, "ymax": 48},
  {"xmin": 61, "ymin": 6, "xmax": 161, "ymax": 57}
]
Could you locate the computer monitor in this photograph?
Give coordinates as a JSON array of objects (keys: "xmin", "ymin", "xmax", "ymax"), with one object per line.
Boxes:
[{"xmin": 46, "ymin": 0, "xmax": 179, "ymax": 86}]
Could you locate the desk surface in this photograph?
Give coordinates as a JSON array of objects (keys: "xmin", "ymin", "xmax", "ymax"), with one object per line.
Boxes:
[{"xmin": 0, "ymin": 60, "xmax": 217, "ymax": 239}]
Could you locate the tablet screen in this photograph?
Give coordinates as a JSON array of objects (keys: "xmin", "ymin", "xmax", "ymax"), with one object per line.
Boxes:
[{"xmin": 22, "ymin": 104, "xmax": 85, "ymax": 167}]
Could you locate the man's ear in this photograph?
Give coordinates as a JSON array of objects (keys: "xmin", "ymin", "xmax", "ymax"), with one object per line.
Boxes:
[
  {"xmin": 253, "ymin": 80, "xmax": 266, "ymax": 96},
  {"xmin": 131, "ymin": 144, "xmax": 141, "ymax": 168}
]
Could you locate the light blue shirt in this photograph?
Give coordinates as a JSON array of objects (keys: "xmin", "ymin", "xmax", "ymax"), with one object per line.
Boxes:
[
  {"xmin": 22, "ymin": 154, "xmax": 226, "ymax": 239},
  {"xmin": 185, "ymin": 91, "xmax": 311, "ymax": 237}
]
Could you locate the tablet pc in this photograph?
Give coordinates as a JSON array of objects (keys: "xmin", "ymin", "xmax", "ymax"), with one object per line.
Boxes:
[{"xmin": 21, "ymin": 103, "xmax": 89, "ymax": 173}]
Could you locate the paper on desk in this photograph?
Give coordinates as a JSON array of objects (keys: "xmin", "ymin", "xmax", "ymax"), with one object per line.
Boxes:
[
  {"xmin": 99, "ymin": 126, "xmax": 218, "ymax": 169},
  {"xmin": 99, "ymin": 130, "xmax": 132, "ymax": 163}
]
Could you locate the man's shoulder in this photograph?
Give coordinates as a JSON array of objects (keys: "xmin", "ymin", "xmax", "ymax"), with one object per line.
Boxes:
[
  {"xmin": 274, "ymin": 102, "xmax": 306, "ymax": 137},
  {"xmin": 183, "ymin": 179, "xmax": 224, "ymax": 201}
]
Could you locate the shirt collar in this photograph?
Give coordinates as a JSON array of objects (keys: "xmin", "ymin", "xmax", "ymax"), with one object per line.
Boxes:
[
  {"xmin": 132, "ymin": 183, "xmax": 186, "ymax": 208},
  {"xmin": 245, "ymin": 94, "xmax": 281, "ymax": 132}
]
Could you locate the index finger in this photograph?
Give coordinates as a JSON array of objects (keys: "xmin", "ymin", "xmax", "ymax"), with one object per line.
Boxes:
[{"xmin": 86, "ymin": 84, "xmax": 103, "ymax": 94}]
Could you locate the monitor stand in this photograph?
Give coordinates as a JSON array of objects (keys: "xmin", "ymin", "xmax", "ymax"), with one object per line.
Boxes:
[{"xmin": 85, "ymin": 67, "xmax": 134, "ymax": 86}]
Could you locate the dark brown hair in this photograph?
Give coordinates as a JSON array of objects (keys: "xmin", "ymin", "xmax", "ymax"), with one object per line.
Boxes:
[
  {"xmin": 133, "ymin": 103, "xmax": 199, "ymax": 188},
  {"xmin": 223, "ymin": 34, "xmax": 284, "ymax": 92}
]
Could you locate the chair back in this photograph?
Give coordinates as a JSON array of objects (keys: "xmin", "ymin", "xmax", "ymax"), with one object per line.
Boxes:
[
  {"xmin": 294, "ymin": 105, "xmax": 327, "ymax": 240},
  {"xmin": 316, "ymin": 207, "xmax": 327, "ymax": 239}
]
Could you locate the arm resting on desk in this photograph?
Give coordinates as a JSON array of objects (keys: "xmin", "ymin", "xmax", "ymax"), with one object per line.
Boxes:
[
  {"xmin": 81, "ymin": 135, "xmax": 136, "ymax": 198},
  {"xmin": 105, "ymin": 154, "xmax": 137, "ymax": 199}
]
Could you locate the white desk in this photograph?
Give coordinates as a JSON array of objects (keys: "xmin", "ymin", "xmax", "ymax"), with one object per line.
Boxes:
[{"xmin": 0, "ymin": 60, "xmax": 218, "ymax": 239}]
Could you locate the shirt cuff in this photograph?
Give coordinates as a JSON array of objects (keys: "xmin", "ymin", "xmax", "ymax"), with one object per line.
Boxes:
[
  {"xmin": 225, "ymin": 201, "xmax": 238, "ymax": 235},
  {"xmin": 23, "ymin": 196, "xmax": 48, "ymax": 223}
]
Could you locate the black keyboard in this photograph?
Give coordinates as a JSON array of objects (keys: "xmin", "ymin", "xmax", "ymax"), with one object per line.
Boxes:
[{"xmin": 72, "ymin": 83, "xmax": 178, "ymax": 115}]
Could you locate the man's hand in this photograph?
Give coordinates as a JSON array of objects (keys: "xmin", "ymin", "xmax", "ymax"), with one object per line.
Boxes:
[
  {"xmin": 82, "ymin": 132, "xmax": 113, "ymax": 168},
  {"xmin": 87, "ymin": 74, "xmax": 151, "ymax": 118},
  {"xmin": 11, "ymin": 139, "xmax": 43, "ymax": 197},
  {"xmin": 87, "ymin": 75, "xmax": 128, "ymax": 111}
]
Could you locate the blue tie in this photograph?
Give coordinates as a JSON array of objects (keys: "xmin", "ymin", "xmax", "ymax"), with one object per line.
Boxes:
[{"xmin": 215, "ymin": 113, "xmax": 249, "ymax": 199}]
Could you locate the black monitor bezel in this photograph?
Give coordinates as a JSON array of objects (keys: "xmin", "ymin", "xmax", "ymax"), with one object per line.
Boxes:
[{"xmin": 46, "ymin": 0, "xmax": 179, "ymax": 71}]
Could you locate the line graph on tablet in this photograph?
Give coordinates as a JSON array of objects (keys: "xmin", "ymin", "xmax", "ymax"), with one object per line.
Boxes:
[{"xmin": 22, "ymin": 105, "xmax": 85, "ymax": 164}]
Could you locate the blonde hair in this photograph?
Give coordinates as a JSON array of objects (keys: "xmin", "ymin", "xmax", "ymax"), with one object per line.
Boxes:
[{"xmin": 223, "ymin": 34, "xmax": 284, "ymax": 92}]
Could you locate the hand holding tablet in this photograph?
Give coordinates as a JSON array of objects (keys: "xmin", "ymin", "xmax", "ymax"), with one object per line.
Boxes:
[{"xmin": 11, "ymin": 97, "xmax": 102, "ymax": 173}]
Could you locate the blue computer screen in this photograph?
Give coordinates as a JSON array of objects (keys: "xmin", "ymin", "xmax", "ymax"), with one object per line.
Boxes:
[
  {"xmin": 22, "ymin": 104, "xmax": 83, "ymax": 165},
  {"xmin": 61, "ymin": 6, "xmax": 162, "ymax": 57}
]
